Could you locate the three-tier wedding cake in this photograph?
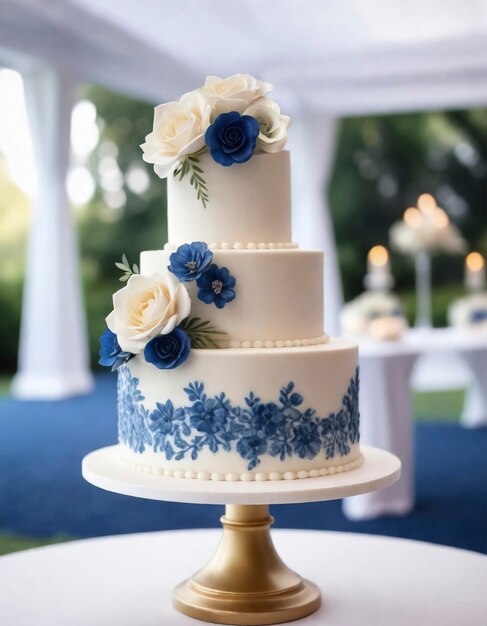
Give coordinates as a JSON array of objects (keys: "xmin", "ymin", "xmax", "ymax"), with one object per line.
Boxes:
[{"xmin": 99, "ymin": 74, "xmax": 361, "ymax": 481}]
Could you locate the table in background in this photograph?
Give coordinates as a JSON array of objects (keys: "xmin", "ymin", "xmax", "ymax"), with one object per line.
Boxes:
[
  {"xmin": 344, "ymin": 327, "xmax": 487, "ymax": 520},
  {"xmin": 1, "ymin": 529, "xmax": 486, "ymax": 626}
]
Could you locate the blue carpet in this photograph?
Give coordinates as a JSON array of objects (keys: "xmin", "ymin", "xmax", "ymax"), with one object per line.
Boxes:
[{"xmin": 1, "ymin": 375, "xmax": 486, "ymax": 553}]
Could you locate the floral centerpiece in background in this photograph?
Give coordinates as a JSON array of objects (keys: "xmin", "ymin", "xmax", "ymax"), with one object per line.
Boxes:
[
  {"xmin": 389, "ymin": 194, "xmax": 467, "ymax": 328},
  {"xmin": 448, "ymin": 252, "xmax": 487, "ymax": 332},
  {"xmin": 340, "ymin": 291, "xmax": 408, "ymax": 341},
  {"xmin": 340, "ymin": 245, "xmax": 407, "ymax": 342}
]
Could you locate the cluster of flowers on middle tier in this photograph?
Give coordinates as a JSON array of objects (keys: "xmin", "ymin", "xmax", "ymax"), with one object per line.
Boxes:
[
  {"xmin": 140, "ymin": 74, "xmax": 291, "ymax": 206},
  {"xmin": 99, "ymin": 242, "xmax": 236, "ymax": 372},
  {"xmin": 118, "ymin": 366, "xmax": 360, "ymax": 471}
]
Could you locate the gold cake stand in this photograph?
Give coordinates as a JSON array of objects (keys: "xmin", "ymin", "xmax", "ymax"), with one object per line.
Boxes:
[{"xmin": 82, "ymin": 445, "xmax": 400, "ymax": 625}]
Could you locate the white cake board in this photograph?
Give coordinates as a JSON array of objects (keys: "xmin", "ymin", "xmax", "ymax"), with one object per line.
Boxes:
[{"xmin": 82, "ymin": 444, "xmax": 400, "ymax": 505}]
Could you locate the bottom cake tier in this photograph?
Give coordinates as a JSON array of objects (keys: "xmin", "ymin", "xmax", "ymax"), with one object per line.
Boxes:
[{"xmin": 117, "ymin": 340, "xmax": 361, "ymax": 481}]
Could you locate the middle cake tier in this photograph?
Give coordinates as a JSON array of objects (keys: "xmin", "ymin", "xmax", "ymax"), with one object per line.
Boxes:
[{"xmin": 140, "ymin": 249, "xmax": 326, "ymax": 346}]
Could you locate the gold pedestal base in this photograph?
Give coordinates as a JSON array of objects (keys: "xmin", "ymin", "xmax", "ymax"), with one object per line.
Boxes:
[{"xmin": 173, "ymin": 504, "xmax": 321, "ymax": 625}]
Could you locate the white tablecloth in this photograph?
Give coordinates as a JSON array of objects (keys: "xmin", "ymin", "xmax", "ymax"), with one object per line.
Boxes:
[
  {"xmin": 343, "ymin": 327, "xmax": 487, "ymax": 520},
  {"xmin": 0, "ymin": 530, "xmax": 486, "ymax": 626}
]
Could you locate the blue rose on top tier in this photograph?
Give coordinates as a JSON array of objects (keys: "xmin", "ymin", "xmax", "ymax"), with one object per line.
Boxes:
[
  {"xmin": 168, "ymin": 242, "xmax": 213, "ymax": 282},
  {"xmin": 98, "ymin": 328, "xmax": 133, "ymax": 371},
  {"xmin": 144, "ymin": 327, "xmax": 191, "ymax": 370},
  {"xmin": 196, "ymin": 264, "xmax": 236, "ymax": 309},
  {"xmin": 205, "ymin": 111, "xmax": 260, "ymax": 166}
]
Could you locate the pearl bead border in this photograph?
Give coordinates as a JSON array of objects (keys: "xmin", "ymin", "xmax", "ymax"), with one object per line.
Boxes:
[
  {"xmin": 163, "ymin": 242, "xmax": 299, "ymax": 251},
  {"xmin": 223, "ymin": 335, "xmax": 330, "ymax": 349},
  {"xmin": 123, "ymin": 453, "xmax": 364, "ymax": 482}
]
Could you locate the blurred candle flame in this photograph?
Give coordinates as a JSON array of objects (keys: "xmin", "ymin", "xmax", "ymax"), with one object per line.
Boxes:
[
  {"xmin": 368, "ymin": 245, "xmax": 389, "ymax": 267},
  {"xmin": 431, "ymin": 208, "xmax": 449, "ymax": 229},
  {"xmin": 403, "ymin": 207, "xmax": 422, "ymax": 228},
  {"xmin": 417, "ymin": 193, "xmax": 436, "ymax": 213},
  {"xmin": 466, "ymin": 252, "xmax": 485, "ymax": 272}
]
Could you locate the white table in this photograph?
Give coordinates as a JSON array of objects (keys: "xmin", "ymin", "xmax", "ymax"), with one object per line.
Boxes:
[
  {"xmin": 343, "ymin": 327, "xmax": 487, "ymax": 520},
  {"xmin": 0, "ymin": 529, "xmax": 485, "ymax": 626}
]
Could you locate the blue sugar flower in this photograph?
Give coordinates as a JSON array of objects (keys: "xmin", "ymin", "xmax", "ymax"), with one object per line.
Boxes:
[
  {"xmin": 189, "ymin": 398, "xmax": 228, "ymax": 434},
  {"xmin": 205, "ymin": 111, "xmax": 260, "ymax": 167},
  {"xmin": 291, "ymin": 422, "xmax": 321, "ymax": 460},
  {"xmin": 196, "ymin": 263, "xmax": 236, "ymax": 309},
  {"xmin": 98, "ymin": 328, "xmax": 133, "ymax": 371},
  {"xmin": 144, "ymin": 328, "xmax": 191, "ymax": 370},
  {"xmin": 168, "ymin": 242, "xmax": 213, "ymax": 282}
]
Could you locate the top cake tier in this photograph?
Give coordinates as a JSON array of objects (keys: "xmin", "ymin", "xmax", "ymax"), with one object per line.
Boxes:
[{"xmin": 167, "ymin": 150, "xmax": 291, "ymax": 247}]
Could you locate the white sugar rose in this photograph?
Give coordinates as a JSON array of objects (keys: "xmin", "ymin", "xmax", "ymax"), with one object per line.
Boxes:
[
  {"xmin": 141, "ymin": 90, "xmax": 211, "ymax": 178},
  {"xmin": 200, "ymin": 74, "xmax": 273, "ymax": 116},
  {"xmin": 243, "ymin": 97, "xmax": 290, "ymax": 153},
  {"xmin": 106, "ymin": 273, "xmax": 191, "ymax": 354}
]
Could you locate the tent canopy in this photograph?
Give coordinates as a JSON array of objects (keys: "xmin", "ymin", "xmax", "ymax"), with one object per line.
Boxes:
[{"xmin": 2, "ymin": 0, "xmax": 487, "ymax": 114}]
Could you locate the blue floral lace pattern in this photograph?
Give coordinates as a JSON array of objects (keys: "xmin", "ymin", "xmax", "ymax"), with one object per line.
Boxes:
[{"xmin": 118, "ymin": 366, "xmax": 360, "ymax": 471}]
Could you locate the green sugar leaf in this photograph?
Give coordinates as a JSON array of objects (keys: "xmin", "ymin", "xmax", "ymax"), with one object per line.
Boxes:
[{"xmin": 173, "ymin": 155, "xmax": 209, "ymax": 208}]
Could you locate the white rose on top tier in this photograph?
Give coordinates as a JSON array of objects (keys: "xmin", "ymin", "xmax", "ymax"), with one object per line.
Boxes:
[
  {"xmin": 106, "ymin": 273, "xmax": 191, "ymax": 353},
  {"xmin": 200, "ymin": 74, "xmax": 273, "ymax": 115},
  {"xmin": 141, "ymin": 91, "xmax": 212, "ymax": 178},
  {"xmin": 140, "ymin": 73, "xmax": 290, "ymax": 208},
  {"xmin": 244, "ymin": 97, "xmax": 291, "ymax": 153}
]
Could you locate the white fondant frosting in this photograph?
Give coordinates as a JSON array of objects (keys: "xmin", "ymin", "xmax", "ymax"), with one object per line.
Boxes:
[
  {"xmin": 163, "ymin": 241, "xmax": 299, "ymax": 251},
  {"xmin": 141, "ymin": 249, "xmax": 325, "ymax": 344},
  {"xmin": 118, "ymin": 341, "xmax": 360, "ymax": 478},
  {"xmin": 226, "ymin": 335, "xmax": 329, "ymax": 349},
  {"xmin": 167, "ymin": 151, "xmax": 291, "ymax": 246},
  {"xmin": 122, "ymin": 452, "xmax": 364, "ymax": 481},
  {"xmin": 114, "ymin": 78, "xmax": 361, "ymax": 482}
]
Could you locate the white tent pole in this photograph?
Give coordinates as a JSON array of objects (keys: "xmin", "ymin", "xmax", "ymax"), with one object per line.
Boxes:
[
  {"xmin": 12, "ymin": 63, "xmax": 93, "ymax": 399},
  {"xmin": 290, "ymin": 113, "xmax": 343, "ymax": 336}
]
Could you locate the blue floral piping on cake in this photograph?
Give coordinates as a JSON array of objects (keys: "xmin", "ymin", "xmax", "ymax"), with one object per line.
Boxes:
[
  {"xmin": 117, "ymin": 368, "xmax": 151, "ymax": 453},
  {"xmin": 118, "ymin": 366, "xmax": 360, "ymax": 471}
]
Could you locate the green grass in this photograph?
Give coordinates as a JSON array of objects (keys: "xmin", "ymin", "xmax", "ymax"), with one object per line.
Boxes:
[
  {"xmin": 0, "ymin": 534, "xmax": 69, "ymax": 556},
  {"xmin": 413, "ymin": 389, "xmax": 465, "ymax": 422},
  {"xmin": 0, "ymin": 375, "xmax": 11, "ymax": 397}
]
